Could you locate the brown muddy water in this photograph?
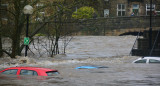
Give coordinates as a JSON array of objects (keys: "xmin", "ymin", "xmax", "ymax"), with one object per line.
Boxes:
[
  {"xmin": 0, "ymin": 36, "xmax": 160, "ymax": 86},
  {"xmin": 0, "ymin": 59, "xmax": 160, "ymax": 86}
]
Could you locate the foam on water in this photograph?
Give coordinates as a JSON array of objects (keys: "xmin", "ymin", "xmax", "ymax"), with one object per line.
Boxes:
[{"xmin": 0, "ymin": 56, "xmax": 139, "ymax": 68}]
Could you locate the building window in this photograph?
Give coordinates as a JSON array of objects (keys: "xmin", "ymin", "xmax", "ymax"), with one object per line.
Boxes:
[
  {"xmin": 35, "ymin": 3, "xmax": 45, "ymax": 22},
  {"xmin": 104, "ymin": 9, "xmax": 109, "ymax": 17},
  {"xmin": 146, "ymin": 4, "xmax": 155, "ymax": 15},
  {"xmin": 1, "ymin": 4, "xmax": 8, "ymax": 18},
  {"xmin": 117, "ymin": 4, "xmax": 126, "ymax": 16},
  {"xmin": 132, "ymin": 4, "xmax": 139, "ymax": 16},
  {"xmin": 36, "ymin": 3, "xmax": 44, "ymax": 7}
]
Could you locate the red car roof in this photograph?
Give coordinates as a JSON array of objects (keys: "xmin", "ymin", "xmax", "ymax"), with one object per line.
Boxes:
[{"xmin": 6, "ymin": 67, "xmax": 56, "ymax": 71}]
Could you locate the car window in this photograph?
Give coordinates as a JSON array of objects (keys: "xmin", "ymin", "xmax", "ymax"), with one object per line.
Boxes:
[
  {"xmin": 149, "ymin": 59, "xmax": 160, "ymax": 63},
  {"xmin": 20, "ymin": 70, "xmax": 38, "ymax": 76},
  {"xmin": 135, "ymin": 59, "xmax": 147, "ymax": 63},
  {"xmin": 46, "ymin": 71, "xmax": 59, "ymax": 76},
  {"xmin": 2, "ymin": 69, "xmax": 18, "ymax": 75}
]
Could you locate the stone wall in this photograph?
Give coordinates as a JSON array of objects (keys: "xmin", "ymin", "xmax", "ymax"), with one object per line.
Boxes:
[{"xmin": 75, "ymin": 16, "xmax": 160, "ymax": 36}]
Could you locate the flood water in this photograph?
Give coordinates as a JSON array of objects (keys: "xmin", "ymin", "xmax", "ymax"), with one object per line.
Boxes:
[
  {"xmin": 1, "ymin": 61, "xmax": 160, "ymax": 86},
  {"xmin": 0, "ymin": 36, "xmax": 160, "ymax": 86}
]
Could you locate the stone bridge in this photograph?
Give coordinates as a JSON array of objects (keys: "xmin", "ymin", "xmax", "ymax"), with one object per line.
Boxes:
[{"xmin": 74, "ymin": 16, "xmax": 160, "ymax": 36}]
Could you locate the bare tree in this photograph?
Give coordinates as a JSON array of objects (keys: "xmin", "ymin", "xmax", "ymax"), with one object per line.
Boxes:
[
  {"xmin": 0, "ymin": 0, "xmax": 46, "ymax": 58},
  {"xmin": 0, "ymin": 0, "xmax": 97, "ymax": 58}
]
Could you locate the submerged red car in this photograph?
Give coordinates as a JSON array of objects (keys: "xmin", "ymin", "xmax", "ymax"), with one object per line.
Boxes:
[{"xmin": 0, "ymin": 67, "xmax": 59, "ymax": 76}]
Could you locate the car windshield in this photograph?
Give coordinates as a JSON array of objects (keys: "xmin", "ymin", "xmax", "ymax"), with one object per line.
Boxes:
[
  {"xmin": 135, "ymin": 59, "xmax": 147, "ymax": 63},
  {"xmin": 2, "ymin": 69, "xmax": 18, "ymax": 75},
  {"xmin": 46, "ymin": 71, "xmax": 59, "ymax": 76}
]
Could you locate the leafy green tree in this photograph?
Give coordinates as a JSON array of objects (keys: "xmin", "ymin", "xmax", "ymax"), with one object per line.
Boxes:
[{"xmin": 72, "ymin": 6, "xmax": 97, "ymax": 19}]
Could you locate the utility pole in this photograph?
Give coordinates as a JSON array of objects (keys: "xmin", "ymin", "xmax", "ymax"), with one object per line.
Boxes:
[
  {"xmin": 149, "ymin": 0, "xmax": 152, "ymax": 54},
  {"xmin": 0, "ymin": 0, "xmax": 3, "ymax": 57}
]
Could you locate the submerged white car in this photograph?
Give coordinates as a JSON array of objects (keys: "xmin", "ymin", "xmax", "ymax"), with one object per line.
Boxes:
[{"xmin": 132, "ymin": 57, "xmax": 160, "ymax": 64}]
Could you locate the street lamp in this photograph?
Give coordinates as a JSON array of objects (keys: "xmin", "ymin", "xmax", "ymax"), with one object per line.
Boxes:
[{"xmin": 23, "ymin": 5, "xmax": 33, "ymax": 57}]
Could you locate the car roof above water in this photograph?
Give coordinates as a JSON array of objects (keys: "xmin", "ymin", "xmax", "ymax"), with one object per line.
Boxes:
[
  {"xmin": 143, "ymin": 56, "xmax": 160, "ymax": 59},
  {"xmin": 5, "ymin": 67, "xmax": 56, "ymax": 72}
]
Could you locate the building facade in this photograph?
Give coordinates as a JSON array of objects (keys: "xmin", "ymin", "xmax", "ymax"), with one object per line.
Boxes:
[
  {"xmin": 102, "ymin": 0, "xmax": 160, "ymax": 17},
  {"xmin": 0, "ymin": 0, "xmax": 9, "ymax": 25},
  {"xmin": 1, "ymin": 0, "xmax": 160, "ymax": 20}
]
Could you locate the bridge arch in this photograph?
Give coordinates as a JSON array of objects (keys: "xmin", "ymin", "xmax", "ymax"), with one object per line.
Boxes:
[{"xmin": 119, "ymin": 31, "xmax": 143, "ymax": 36}]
